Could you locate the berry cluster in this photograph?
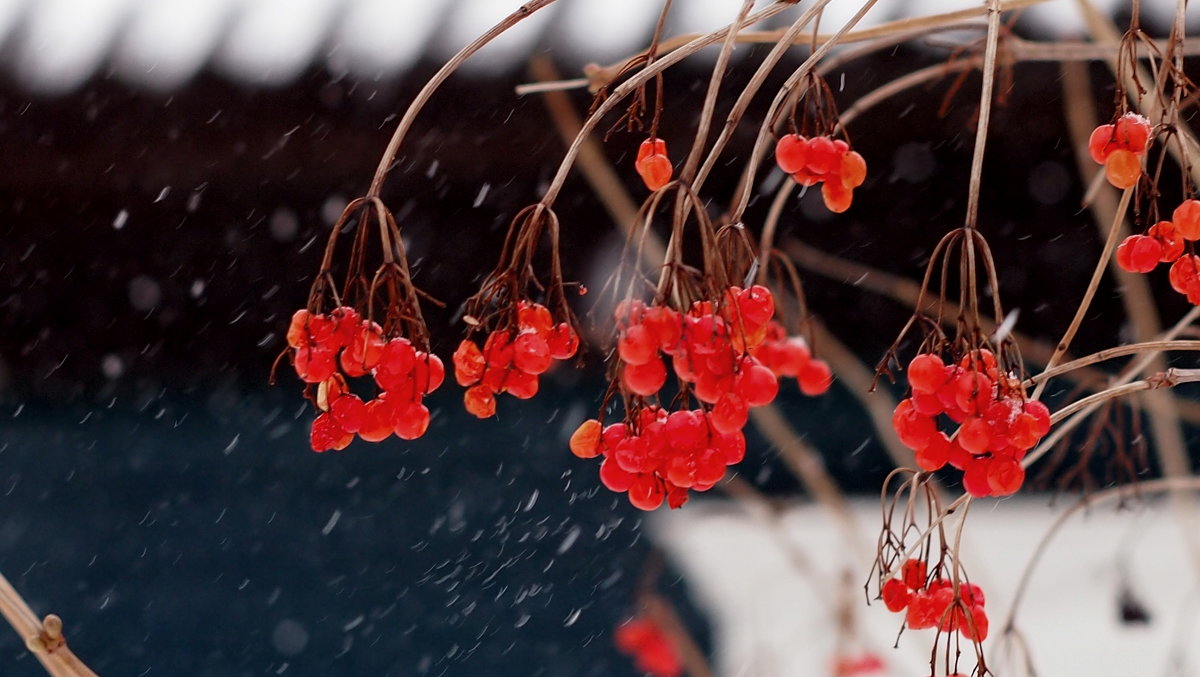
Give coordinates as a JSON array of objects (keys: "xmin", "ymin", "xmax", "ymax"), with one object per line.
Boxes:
[
  {"xmin": 891, "ymin": 350, "xmax": 1050, "ymax": 497},
  {"xmin": 287, "ymin": 307, "xmax": 443, "ymax": 451},
  {"xmin": 636, "ymin": 137, "xmax": 674, "ymax": 191},
  {"xmin": 750, "ymin": 321, "xmax": 834, "ymax": 396},
  {"xmin": 775, "ymin": 133, "xmax": 867, "ymax": 213},
  {"xmin": 615, "ymin": 286, "xmax": 786, "ymax": 427},
  {"xmin": 614, "ymin": 616, "xmax": 682, "ymax": 677},
  {"xmin": 881, "ymin": 559, "xmax": 989, "ymax": 642},
  {"xmin": 832, "ymin": 654, "xmax": 885, "ymax": 676},
  {"xmin": 570, "ymin": 406, "xmax": 746, "ymax": 510},
  {"xmin": 452, "ymin": 301, "xmax": 579, "ymax": 419},
  {"xmin": 1088, "ymin": 113, "xmax": 1152, "ymax": 189},
  {"xmin": 1115, "ymin": 200, "xmax": 1200, "ymax": 304}
]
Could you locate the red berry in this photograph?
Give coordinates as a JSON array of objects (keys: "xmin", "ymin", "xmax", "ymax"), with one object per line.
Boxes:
[
  {"xmin": 901, "ymin": 558, "xmax": 927, "ymax": 591},
  {"xmin": 623, "ymin": 358, "xmax": 667, "ymax": 396},
  {"xmin": 907, "ymin": 353, "xmax": 947, "ymax": 394},
  {"xmin": 882, "ymin": 578, "xmax": 911, "ymax": 612},
  {"xmin": 735, "ymin": 363, "xmax": 779, "ymax": 407},
  {"xmin": 512, "ymin": 331, "xmax": 552, "ymax": 375},
  {"xmin": 1105, "ymin": 149, "xmax": 1140, "ymax": 189},
  {"xmin": 504, "ymin": 370, "xmax": 540, "ymax": 399},
  {"xmin": 464, "ymin": 385, "xmax": 497, "ymax": 418},
  {"xmin": 412, "ymin": 353, "xmax": 445, "ymax": 394},
  {"xmin": 294, "ymin": 346, "xmax": 336, "ymax": 383},
  {"xmin": 310, "ymin": 413, "xmax": 353, "ymax": 452},
  {"xmin": 1169, "ymin": 255, "xmax": 1200, "ymax": 302},
  {"xmin": 962, "ymin": 459, "xmax": 993, "ymax": 497},
  {"xmin": 1115, "ymin": 234, "xmax": 1163, "ymax": 274},
  {"xmin": 775, "ymin": 133, "xmax": 810, "ymax": 174},
  {"xmin": 330, "ymin": 394, "xmax": 366, "ymax": 433},
  {"xmin": 627, "ymin": 474, "xmax": 665, "ymax": 511},
  {"xmin": 915, "ymin": 432, "xmax": 951, "ymax": 471},
  {"xmin": 986, "ymin": 456, "xmax": 1025, "ymax": 496},
  {"xmin": 393, "ymin": 402, "xmax": 431, "ymax": 440},
  {"xmin": 547, "ymin": 323, "xmax": 580, "ymax": 359},
  {"xmin": 618, "ymin": 324, "xmax": 658, "ymax": 366},
  {"xmin": 960, "ymin": 605, "xmax": 989, "ymax": 642},
  {"xmin": 378, "ymin": 338, "xmax": 416, "ymax": 377},
  {"xmin": 570, "ymin": 419, "xmax": 603, "ymax": 458},
  {"xmin": 1113, "ymin": 112, "xmax": 1151, "ymax": 154},
  {"xmin": 636, "ymin": 154, "xmax": 673, "ymax": 191},
  {"xmin": 1088, "ymin": 123, "xmax": 1117, "ymax": 164},
  {"xmin": 517, "ymin": 302, "xmax": 553, "ymax": 335},
  {"xmin": 636, "ymin": 137, "xmax": 668, "ymax": 163},
  {"xmin": 893, "ymin": 399, "xmax": 937, "ymax": 449},
  {"xmin": 599, "ymin": 457, "xmax": 635, "ymax": 492},
  {"xmin": 735, "ymin": 285, "xmax": 776, "ymax": 328},
  {"xmin": 798, "ymin": 359, "xmax": 833, "ymax": 395},
  {"xmin": 905, "ymin": 591, "xmax": 939, "ymax": 629},
  {"xmin": 286, "ymin": 309, "xmax": 313, "ymax": 348},
  {"xmin": 806, "ymin": 136, "xmax": 841, "ymax": 175},
  {"xmin": 711, "ymin": 393, "xmax": 749, "ymax": 434},
  {"xmin": 1148, "ymin": 221, "xmax": 1184, "ymax": 262},
  {"xmin": 1173, "ymin": 199, "xmax": 1200, "ymax": 241},
  {"xmin": 452, "ymin": 340, "xmax": 485, "ymax": 385},
  {"xmin": 358, "ymin": 398, "xmax": 396, "ymax": 442},
  {"xmin": 822, "ymin": 181, "xmax": 853, "ymax": 213}
]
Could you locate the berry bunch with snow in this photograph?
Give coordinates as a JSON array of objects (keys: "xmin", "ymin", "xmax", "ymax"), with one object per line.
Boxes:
[
  {"xmin": 453, "ymin": 301, "xmax": 579, "ymax": 418},
  {"xmin": 571, "ymin": 285, "xmax": 830, "ymax": 510},
  {"xmin": 892, "ymin": 348, "xmax": 1049, "ymax": 497},
  {"xmin": 288, "ymin": 307, "xmax": 444, "ymax": 451},
  {"xmin": 1088, "ymin": 112, "xmax": 1152, "ymax": 189}
]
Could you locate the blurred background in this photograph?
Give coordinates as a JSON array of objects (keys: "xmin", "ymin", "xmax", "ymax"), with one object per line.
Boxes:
[{"xmin": 1, "ymin": 0, "xmax": 1199, "ymax": 675}]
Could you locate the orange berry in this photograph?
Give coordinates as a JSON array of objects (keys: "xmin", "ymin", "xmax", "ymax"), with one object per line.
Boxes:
[
  {"xmin": 1173, "ymin": 199, "xmax": 1200, "ymax": 240},
  {"xmin": 636, "ymin": 154, "xmax": 673, "ymax": 191},
  {"xmin": 1104, "ymin": 149, "xmax": 1140, "ymax": 189},
  {"xmin": 839, "ymin": 150, "xmax": 867, "ymax": 188},
  {"xmin": 821, "ymin": 181, "xmax": 853, "ymax": 213}
]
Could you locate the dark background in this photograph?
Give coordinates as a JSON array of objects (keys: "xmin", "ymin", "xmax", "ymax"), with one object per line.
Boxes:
[{"xmin": 1, "ymin": 12, "xmax": 1197, "ymax": 676}]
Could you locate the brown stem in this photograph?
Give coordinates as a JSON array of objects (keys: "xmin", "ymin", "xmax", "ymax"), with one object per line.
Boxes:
[{"xmin": 365, "ymin": 0, "xmax": 559, "ymax": 199}]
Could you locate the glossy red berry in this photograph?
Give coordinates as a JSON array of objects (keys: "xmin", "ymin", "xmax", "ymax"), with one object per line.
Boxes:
[
  {"xmin": 775, "ymin": 133, "xmax": 810, "ymax": 174},
  {"xmin": 840, "ymin": 150, "xmax": 867, "ymax": 189},
  {"xmin": 882, "ymin": 578, "xmax": 911, "ymax": 612},
  {"xmin": 636, "ymin": 154, "xmax": 673, "ymax": 191},
  {"xmin": 1115, "ymin": 234, "xmax": 1163, "ymax": 274},
  {"xmin": 901, "ymin": 558, "xmax": 927, "ymax": 591},
  {"xmin": 1148, "ymin": 221, "xmax": 1184, "ymax": 262}
]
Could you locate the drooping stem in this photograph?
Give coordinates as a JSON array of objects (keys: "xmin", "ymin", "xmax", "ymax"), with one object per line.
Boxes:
[
  {"xmin": 366, "ymin": 0, "xmax": 560, "ymax": 199},
  {"xmin": 962, "ymin": 0, "xmax": 1003, "ymax": 230}
]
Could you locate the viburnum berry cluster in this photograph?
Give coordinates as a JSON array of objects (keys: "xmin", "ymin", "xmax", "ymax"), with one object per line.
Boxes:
[
  {"xmin": 452, "ymin": 301, "xmax": 579, "ymax": 418},
  {"xmin": 569, "ymin": 285, "xmax": 830, "ymax": 510},
  {"xmin": 569, "ymin": 405, "xmax": 746, "ymax": 510},
  {"xmin": 775, "ymin": 133, "xmax": 867, "ymax": 213},
  {"xmin": 1115, "ymin": 199, "xmax": 1200, "ymax": 304},
  {"xmin": 880, "ymin": 559, "xmax": 989, "ymax": 642},
  {"xmin": 1088, "ymin": 112, "xmax": 1153, "ymax": 189},
  {"xmin": 636, "ymin": 137, "xmax": 674, "ymax": 191},
  {"xmin": 613, "ymin": 616, "xmax": 682, "ymax": 677},
  {"xmin": 287, "ymin": 306, "xmax": 444, "ymax": 451},
  {"xmin": 891, "ymin": 349, "xmax": 1050, "ymax": 497}
]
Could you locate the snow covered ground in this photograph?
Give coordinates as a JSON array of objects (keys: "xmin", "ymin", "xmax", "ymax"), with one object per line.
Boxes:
[{"xmin": 651, "ymin": 496, "xmax": 1200, "ymax": 677}]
